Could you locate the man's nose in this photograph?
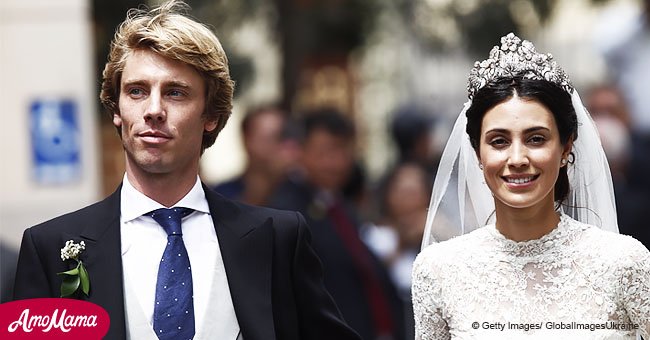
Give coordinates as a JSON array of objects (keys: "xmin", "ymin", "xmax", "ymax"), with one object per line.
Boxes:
[{"xmin": 144, "ymin": 93, "xmax": 165, "ymax": 122}]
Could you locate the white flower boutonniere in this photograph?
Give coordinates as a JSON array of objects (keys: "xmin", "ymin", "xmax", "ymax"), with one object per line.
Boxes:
[{"xmin": 57, "ymin": 240, "xmax": 90, "ymax": 297}]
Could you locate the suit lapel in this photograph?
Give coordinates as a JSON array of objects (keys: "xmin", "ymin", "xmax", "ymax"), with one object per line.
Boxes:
[
  {"xmin": 77, "ymin": 187, "xmax": 126, "ymax": 340},
  {"xmin": 204, "ymin": 185, "xmax": 275, "ymax": 340}
]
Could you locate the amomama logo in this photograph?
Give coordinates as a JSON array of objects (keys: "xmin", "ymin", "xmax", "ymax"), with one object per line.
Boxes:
[{"xmin": 0, "ymin": 298, "xmax": 109, "ymax": 339}]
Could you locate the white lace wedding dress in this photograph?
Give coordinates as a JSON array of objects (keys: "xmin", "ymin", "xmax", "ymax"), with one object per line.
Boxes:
[{"xmin": 412, "ymin": 214, "xmax": 650, "ymax": 340}]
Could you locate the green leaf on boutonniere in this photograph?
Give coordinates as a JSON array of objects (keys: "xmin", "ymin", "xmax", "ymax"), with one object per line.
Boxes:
[
  {"xmin": 58, "ymin": 267, "xmax": 79, "ymax": 276},
  {"xmin": 59, "ymin": 272, "xmax": 81, "ymax": 297},
  {"xmin": 78, "ymin": 261, "xmax": 90, "ymax": 295}
]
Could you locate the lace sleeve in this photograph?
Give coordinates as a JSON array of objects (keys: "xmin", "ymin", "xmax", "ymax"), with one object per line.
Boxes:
[
  {"xmin": 412, "ymin": 248, "xmax": 451, "ymax": 340},
  {"xmin": 619, "ymin": 242, "xmax": 650, "ymax": 339}
]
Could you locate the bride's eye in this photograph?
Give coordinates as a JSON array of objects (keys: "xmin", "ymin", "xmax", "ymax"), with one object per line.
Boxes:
[
  {"xmin": 489, "ymin": 137, "xmax": 509, "ymax": 148},
  {"xmin": 528, "ymin": 135, "xmax": 546, "ymax": 145}
]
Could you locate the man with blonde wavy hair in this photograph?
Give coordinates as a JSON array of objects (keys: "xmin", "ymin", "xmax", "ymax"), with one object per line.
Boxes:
[{"xmin": 13, "ymin": 1, "xmax": 360, "ymax": 340}]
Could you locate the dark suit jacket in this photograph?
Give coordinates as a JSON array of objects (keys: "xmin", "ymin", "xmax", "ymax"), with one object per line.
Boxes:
[{"xmin": 13, "ymin": 184, "xmax": 360, "ymax": 340}]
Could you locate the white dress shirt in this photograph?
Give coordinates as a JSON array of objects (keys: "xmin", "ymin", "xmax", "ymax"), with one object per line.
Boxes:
[{"xmin": 120, "ymin": 175, "xmax": 239, "ymax": 339}]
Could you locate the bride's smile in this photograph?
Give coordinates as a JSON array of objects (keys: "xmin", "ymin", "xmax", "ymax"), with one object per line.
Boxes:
[{"xmin": 502, "ymin": 174, "xmax": 539, "ymax": 186}]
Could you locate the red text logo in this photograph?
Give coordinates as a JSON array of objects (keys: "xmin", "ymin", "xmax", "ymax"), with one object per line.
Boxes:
[{"xmin": 0, "ymin": 298, "xmax": 109, "ymax": 339}]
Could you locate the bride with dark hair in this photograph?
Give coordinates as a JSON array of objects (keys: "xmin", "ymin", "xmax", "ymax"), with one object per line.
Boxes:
[{"xmin": 412, "ymin": 33, "xmax": 650, "ymax": 339}]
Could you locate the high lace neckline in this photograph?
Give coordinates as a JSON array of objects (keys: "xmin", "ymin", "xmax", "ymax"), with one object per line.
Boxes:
[{"xmin": 485, "ymin": 213, "xmax": 570, "ymax": 256}]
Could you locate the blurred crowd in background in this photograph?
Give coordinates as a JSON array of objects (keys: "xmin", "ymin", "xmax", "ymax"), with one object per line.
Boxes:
[
  {"xmin": 213, "ymin": 105, "xmax": 435, "ymax": 339},
  {"xmin": 2, "ymin": 0, "xmax": 650, "ymax": 339}
]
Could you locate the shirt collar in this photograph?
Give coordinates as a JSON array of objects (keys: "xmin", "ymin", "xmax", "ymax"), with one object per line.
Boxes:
[{"xmin": 120, "ymin": 174, "xmax": 210, "ymax": 223}]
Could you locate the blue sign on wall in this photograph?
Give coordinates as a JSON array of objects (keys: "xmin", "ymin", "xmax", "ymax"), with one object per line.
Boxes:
[{"xmin": 30, "ymin": 99, "xmax": 81, "ymax": 184}]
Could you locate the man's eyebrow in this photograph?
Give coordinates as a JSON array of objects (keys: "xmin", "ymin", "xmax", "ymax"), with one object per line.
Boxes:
[
  {"xmin": 121, "ymin": 80, "xmax": 192, "ymax": 89},
  {"xmin": 121, "ymin": 79, "xmax": 147, "ymax": 87},
  {"xmin": 165, "ymin": 81, "xmax": 191, "ymax": 88}
]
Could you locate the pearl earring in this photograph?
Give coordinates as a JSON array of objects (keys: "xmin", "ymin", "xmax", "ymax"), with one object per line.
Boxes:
[
  {"xmin": 479, "ymin": 163, "xmax": 484, "ymax": 170},
  {"xmin": 561, "ymin": 158, "xmax": 568, "ymax": 165}
]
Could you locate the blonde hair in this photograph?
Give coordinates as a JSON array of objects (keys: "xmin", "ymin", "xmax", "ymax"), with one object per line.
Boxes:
[{"xmin": 100, "ymin": 0, "xmax": 234, "ymax": 152}]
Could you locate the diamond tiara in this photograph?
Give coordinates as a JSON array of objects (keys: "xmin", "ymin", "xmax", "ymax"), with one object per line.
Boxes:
[{"xmin": 467, "ymin": 33, "xmax": 573, "ymax": 99}]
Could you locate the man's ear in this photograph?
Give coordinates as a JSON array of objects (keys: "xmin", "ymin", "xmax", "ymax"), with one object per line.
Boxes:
[
  {"xmin": 113, "ymin": 112, "xmax": 122, "ymax": 128},
  {"xmin": 204, "ymin": 119, "xmax": 218, "ymax": 133}
]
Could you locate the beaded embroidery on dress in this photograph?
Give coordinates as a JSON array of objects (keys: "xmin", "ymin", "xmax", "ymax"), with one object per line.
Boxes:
[{"xmin": 412, "ymin": 214, "xmax": 650, "ymax": 340}]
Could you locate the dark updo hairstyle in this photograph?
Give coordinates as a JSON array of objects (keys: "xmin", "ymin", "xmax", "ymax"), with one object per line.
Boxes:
[{"xmin": 465, "ymin": 75, "xmax": 578, "ymax": 203}]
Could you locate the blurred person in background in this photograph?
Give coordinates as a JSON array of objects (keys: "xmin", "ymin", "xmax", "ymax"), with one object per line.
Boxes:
[
  {"xmin": 213, "ymin": 105, "xmax": 299, "ymax": 206},
  {"xmin": 342, "ymin": 160, "xmax": 373, "ymax": 220},
  {"xmin": 363, "ymin": 161, "xmax": 432, "ymax": 340},
  {"xmin": 390, "ymin": 106, "xmax": 439, "ymax": 176},
  {"xmin": 270, "ymin": 108, "xmax": 405, "ymax": 340},
  {"xmin": 365, "ymin": 162, "xmax": 431, "ymax": 293},
  {"xmin": 586, "ymin": 85, "xmax": 650, "ymax": 249},
  {"xmin": 600, "ymin": 0, "xmax": 650, "ymax": 195}
]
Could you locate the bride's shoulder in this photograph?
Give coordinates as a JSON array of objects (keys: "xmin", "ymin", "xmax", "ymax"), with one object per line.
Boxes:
[
  {"xmin": 413, "ymin": 227, "xmax": 490, "ymax": 272},
  {"xmin": 577, "ymin": 220, "xmax": 649, "ymax": 262}
]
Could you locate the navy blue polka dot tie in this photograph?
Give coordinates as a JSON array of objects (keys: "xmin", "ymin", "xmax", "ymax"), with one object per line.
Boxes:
[{"xmin": 147, "ymin": 208, "xmax": 195, "ymax": 340}]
